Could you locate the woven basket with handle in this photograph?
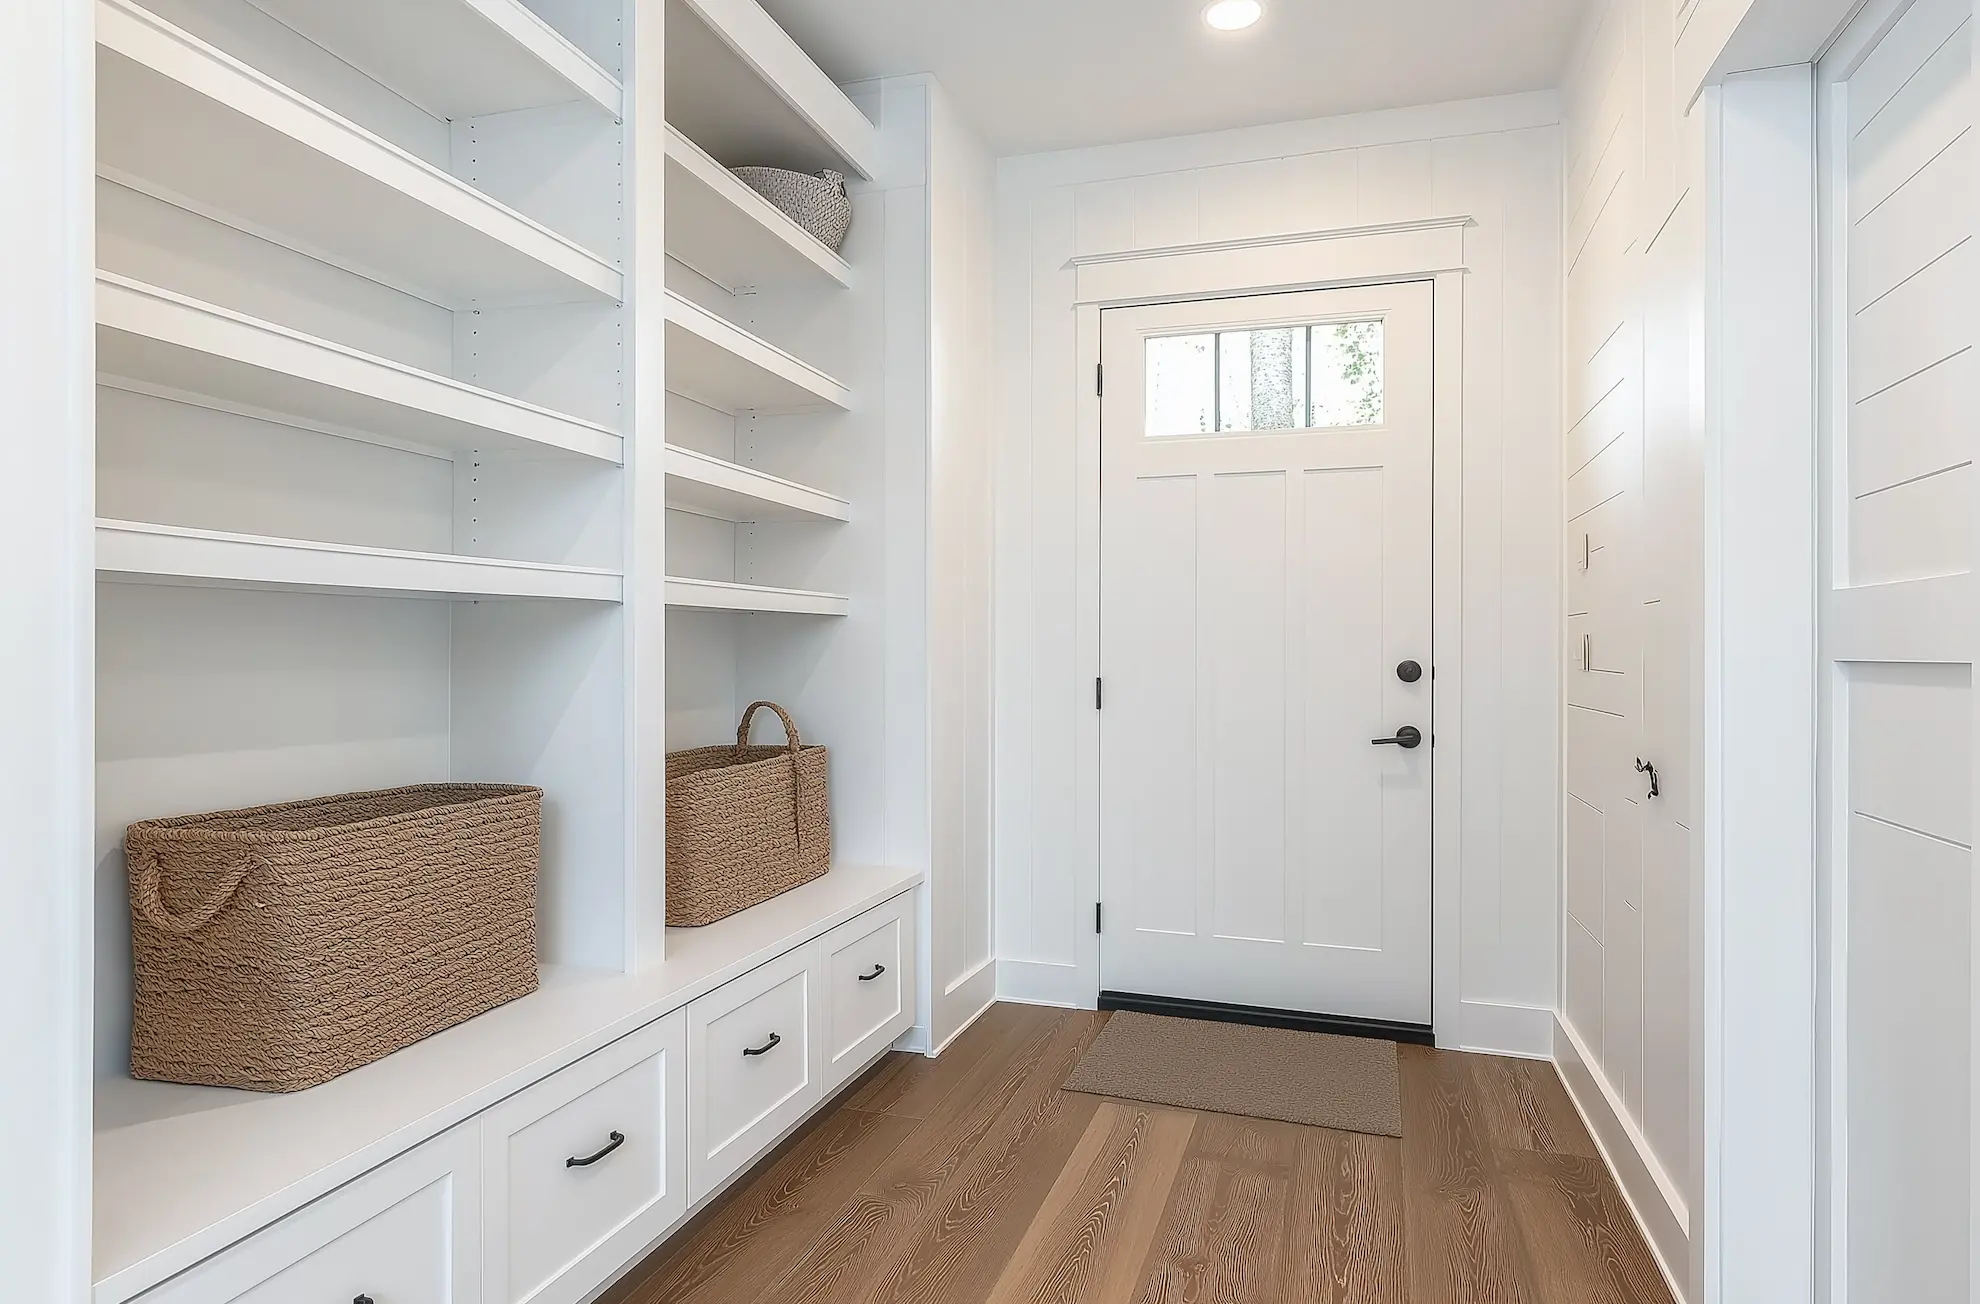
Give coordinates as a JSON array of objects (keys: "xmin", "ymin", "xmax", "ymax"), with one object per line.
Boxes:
[
  {"xmin": 126, "ymin": 784, "xmax": 542, "ymax": 1093},
  {"xmin": 731, "ymin": 167, "xmax": 853, "ymax": 252},
  {"xmin": 666, "ymin": 702, "xmax": 830, "ymax": 927}
]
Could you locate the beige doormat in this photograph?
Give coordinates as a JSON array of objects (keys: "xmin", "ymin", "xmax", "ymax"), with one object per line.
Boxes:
[{"xmin": 1063, "ymin": 1011, "xmax": 1403, "ymax": 1137}]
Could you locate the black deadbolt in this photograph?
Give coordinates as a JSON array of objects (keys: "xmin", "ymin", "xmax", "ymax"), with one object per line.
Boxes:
[{"xmin": 1397, "ymin": 660, "xmax": 1423, "ymax": 683}]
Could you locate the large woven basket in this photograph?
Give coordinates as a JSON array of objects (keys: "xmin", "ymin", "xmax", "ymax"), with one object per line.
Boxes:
[
  {"xmin": 126, "ymin": 784, "xmax": 542, "ymax": 1093},
  {"xmin": 731, "ymin": 166, "xmax": 853, "ymax": 252},
  {"xmin": 667, "ymin": 702, "xmax": 830, "ymax": 927}
]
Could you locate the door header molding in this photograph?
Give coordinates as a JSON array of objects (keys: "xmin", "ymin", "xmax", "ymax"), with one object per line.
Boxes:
[{"xmin": 1069, "ymin": 215, "xmax": 1473, "ymax": 307}]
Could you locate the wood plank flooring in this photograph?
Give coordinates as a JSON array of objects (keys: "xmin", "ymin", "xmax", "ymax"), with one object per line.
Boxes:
[{"xmin": 602, "ymin": 1005, "xmax": 1674, "ymax": 1304}]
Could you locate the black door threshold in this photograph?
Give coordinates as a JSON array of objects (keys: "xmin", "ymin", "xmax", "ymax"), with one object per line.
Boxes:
[{"xmin": 1098, "ymin": 990, "xmax": 1435, "ymax": 1046}]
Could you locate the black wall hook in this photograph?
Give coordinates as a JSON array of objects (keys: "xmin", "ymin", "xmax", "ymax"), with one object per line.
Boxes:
[{"xmin": 1635, "ymin": 757, "xmax": 1660, "ymax": 799}]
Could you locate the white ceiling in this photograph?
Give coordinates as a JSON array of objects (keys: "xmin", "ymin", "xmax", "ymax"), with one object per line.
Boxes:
[{"xmin": 757, "ymin": 0, "xmax": 1585, "ymax": 157}]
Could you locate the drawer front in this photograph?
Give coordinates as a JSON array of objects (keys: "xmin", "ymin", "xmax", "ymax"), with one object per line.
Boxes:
[
  {"xmin": 480, "ymin": 1011, "xmax": 687, "ymax": 1304},
  {"xmin": 819, "ymin": 895, "xmax": 916, "ymax": 1089},
  {"xmin": 134, "ymin": 1125, "xmax": 479, "ymax": 1304},
  {"xmin": 687, "ymin": 946, "xmax": 818, "ymax": 1200}
]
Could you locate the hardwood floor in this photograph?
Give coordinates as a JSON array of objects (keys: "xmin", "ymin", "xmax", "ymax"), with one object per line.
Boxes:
[{"xmin": 602, "ymin": 1005, "xmax": 1674, "ymax": 1304}]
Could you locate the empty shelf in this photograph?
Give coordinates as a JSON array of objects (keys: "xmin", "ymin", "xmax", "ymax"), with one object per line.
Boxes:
[
  {"xmin": 98, "ymin": 520, "xmax": 624, "ymax": 602},
  {"xmin": 98, "ymin": 275, "xmax": 624, "ymax": 463},
  {"xmin": 97, "ymin": 0, "xmax": 623, "ymax": 308},
  {"xmin": 665, "ymin": 445, "xmax": 848, "ymax": 522},
  {"xmin": 247, "ymin": 0, "xmax": 622, "ymax": 119},
  {"xmin": 666, "ymin": 0, "xmax": 879, "ymax": 179},
  {"xmin": 665, "ymin": 576, "xmax": 848, "ymax": 616},
  {"xmin": 664, "ymin": 126, "xmax": 851, "ymax": 293},
  {"xmin": 664, "ymin": 291, "xmax": 850, "ymax": 413}
]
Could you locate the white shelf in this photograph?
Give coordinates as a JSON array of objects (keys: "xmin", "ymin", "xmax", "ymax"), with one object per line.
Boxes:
[
  {"xmin": 246, "ymin": 0, "xmax": 623, "ymax": 119},
  {"xmin": 98, "ymin": 274, "xmax": 624, "ymax": 463},
  {"xmin": 664, "ymin": 291, "xmax": 850, "ymax": 413},
  {"xmin": 664, "ymin": 126, "xmax": 852, "ymax": 294},
  {"xmin": 97, "ymin": 0, "xmax": 623, "ymax": 308},
  {"xmin": 665, "ymin": 576, "xmax": 849, "ymax": 616},
  {"xmin": 665, "ymin": 445, "xmax": 849, "ymax": 523},
  {"xmin": 97, "ymin": 520, "xmax": 624, "ymax": 603},
  {"xmin": 666, "ymin": 0, "xmax": 880, "ymax": 180},
  {"xmin": 92, "ymin": 865, "xmax": 924, "ymax": 1303}
]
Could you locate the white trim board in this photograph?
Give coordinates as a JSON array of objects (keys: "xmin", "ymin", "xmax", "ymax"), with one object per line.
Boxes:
[
  {"xmin": 662, "ymin": 125, "xmax": 852, "ymax": 294},
  {"xmin": 1060, "ymin": 221, "xmax": 1474, "ymax": 1048},
  {"xmin": 662, "ymin": 291, "xmax": 852, "ymax": 413},
  {"xmin": 96, "ymin": 0, "xmax": 623, "ymax": 309},
  {"xmin": 664, "ymin": 0, "xmax": 881, "ymax": 180},
  {"xmin": 663, "ymin": 575, "xmax": 849, "ymax": 616},
  {"xmin": 1555, "ymin": 1014, "xmax": 1693, "ymax": 1302},
  {"xmin": 97, "ymin": 273, "xmax": 624, "ymax": 464},
  {"xmin": 96, "ymin": 520, "xmax": 625, "ymax": 603},
  {"xmin": 243, "ymin": 0, "xmax": 623, "ymax": 120}
]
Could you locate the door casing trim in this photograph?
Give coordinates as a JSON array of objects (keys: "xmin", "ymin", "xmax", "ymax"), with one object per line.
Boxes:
[{"xmin": 1070, "ymin": 227, "xmax": 1470, "ymax": 1048}]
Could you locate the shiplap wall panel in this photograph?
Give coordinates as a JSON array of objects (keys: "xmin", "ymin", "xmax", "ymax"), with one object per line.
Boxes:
[
  {"xmin": 1829, "ymin": 6, "xmax": 1977, "ymax": 1292},
  {"xmin": 1559, "ymin": 0, "xmax": 1708, "ymax": 1286},
  {"xmin": 992, "ymin": 100, "xmax": 1564, "ymax": 1032}
]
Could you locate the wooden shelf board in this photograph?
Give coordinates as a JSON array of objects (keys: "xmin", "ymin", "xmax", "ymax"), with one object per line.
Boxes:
[
  {"xmin": 664, "ymin": 444, "xmax": 848, "ymax": 523},
  {"xmin": 96, "ymin": 520, "xmax": 625, "ymax": 603},
  {"xmin": 98, "ymin": 0, "xmax": 622, "ymax": 309},
  {"xmin": 665, "ymin": 0, "xmax": 879, "ymax": 180},
  {"xmin": 246, "ymin": 0, "xmax": 623, "ymax": 119},
  {"xmin": 665, "ymin": 576, "xmax": 849, "ymax": 616},
  {"xmin": 98, "ymin": 274, "xmax": 624, "ymax": 464},
  {"xmin": 92, "ymin": 865, "xmax": 924, "ymax": 1303},
  {"xmin": 663, "ymin": 125, "xmax": 851, "ymax": 294},
  {"xmin": 664, "ymin": 290, "xmax": 850, "ymax": 414}
]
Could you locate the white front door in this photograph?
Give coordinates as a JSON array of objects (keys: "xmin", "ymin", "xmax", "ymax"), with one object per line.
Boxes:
[{"xmin": 1098, "ymin": 281, "xmax": 1435, "ymax": 1028}]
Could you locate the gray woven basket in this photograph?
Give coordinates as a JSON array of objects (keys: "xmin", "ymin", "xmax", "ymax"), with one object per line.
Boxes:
[
  {"xmin": 666, "ymin": 702, "xmax": 830, "ymax": 927},
  {"xmin": 732, "ymin": 166, "xmax": 853, "ymax": 252},
  {"xmin": 126, "ymin": 784, "xmax": 542, "ymax": 1093}
]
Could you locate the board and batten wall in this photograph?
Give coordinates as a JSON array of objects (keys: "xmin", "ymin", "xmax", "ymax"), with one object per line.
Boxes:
[
  {"xmin": 990, "ymin": 92, "xmax": 1567, "ymax": 1058},
  {"xmin": 1557, "ymin": 0, "xmax": 1709, "ymax": 1296}
]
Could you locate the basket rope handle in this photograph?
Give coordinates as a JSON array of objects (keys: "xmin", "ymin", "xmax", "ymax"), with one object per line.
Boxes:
[
  {"xmin": 130, "ymin": 844, "xmax": 256, "ymax": 936},
  {"xmin": 736, "ymin": 701, "xmax": 802, "ymax": 754},
  {"xmin": 736, "ymin": 702, "xmax": 809, "ymax": 851}
]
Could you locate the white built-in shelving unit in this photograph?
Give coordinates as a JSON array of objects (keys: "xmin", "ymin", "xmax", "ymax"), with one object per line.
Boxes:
[{"xmin": 82, "ymin": 0, "xmax": 914, "ymax": 1296}]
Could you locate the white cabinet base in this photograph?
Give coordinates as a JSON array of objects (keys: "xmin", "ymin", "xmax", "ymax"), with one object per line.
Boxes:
[{"xmin": 480, "ymin": 1012, "xmax": 687, "ymax": 1304}]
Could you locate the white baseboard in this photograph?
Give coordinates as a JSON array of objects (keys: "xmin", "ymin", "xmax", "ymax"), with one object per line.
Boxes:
[
  {"xmin": 994, "ymin": 958, "xmax": 1082, "ymax": 1007},
  {"xmin": 1553, "ymin": 1014, "xmax": 1691, "ymax": 1304},
  {"xmin": 928, "ymin": 985, "xmax": 998, "ymax": 1056},
  {"xmin": 1453, "ymin": 999, "xmax": 1555, "ymax": 1058}
]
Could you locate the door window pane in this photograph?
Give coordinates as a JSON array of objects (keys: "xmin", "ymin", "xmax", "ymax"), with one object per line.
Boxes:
[
  {"xmin": 1143, "ymin": 319, "xmax": 1385, "ymax": 437},
  {"xmin": 1146, "ymin": 333, "xmax": 1216, "ymax": 436},
  {"xmin": 1217, "ymin": 328, "xmax": 1307, "ymax": 433},
  {"xmin": 1310, "ymin": 321, "xmax": 1385, "ymax": 427}
]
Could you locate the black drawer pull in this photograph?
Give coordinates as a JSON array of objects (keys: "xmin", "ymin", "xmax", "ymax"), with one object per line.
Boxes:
[
  {"xmin": 857, "ymin": 964, "xmax": 887, "ymax": 982},
  {"xmin": 742, "ymin": 1032, "xmax": 783, "ymax": 1058},
  {"xmin": 566, "ymin": 1131, "xmax": 626, "ymax": 1168}
]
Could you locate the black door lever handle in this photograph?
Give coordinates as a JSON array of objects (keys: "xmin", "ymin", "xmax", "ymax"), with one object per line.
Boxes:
[{"xmin": 1371, "ymin": 726, "xmax": 1423, "ymax": 749}]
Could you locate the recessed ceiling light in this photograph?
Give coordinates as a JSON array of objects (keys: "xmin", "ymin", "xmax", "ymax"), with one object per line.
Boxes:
[{"xmin": 1203, "ymin": 0, "xmax": 1263, "ymax": 31}]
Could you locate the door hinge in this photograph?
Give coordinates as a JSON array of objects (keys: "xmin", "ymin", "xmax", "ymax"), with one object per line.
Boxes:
[
  {"xmin": 1095, "ymin": 677, "xmax": 1104, "ymax": 710},
  {"xmin": 1095, "ymin": 902, "xmax": 1103, "ymax": 934},
  {"xmin": 1096, "ymin": 363, "xmax": 1104, "ymax": 398}
]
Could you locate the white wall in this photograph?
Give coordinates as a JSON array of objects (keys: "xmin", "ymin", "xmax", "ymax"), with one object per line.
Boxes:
[
  {"xmin": 990, "ymin": 92, "xmax": 1566, "ymax": 1056},
  {"xmin": 1556, "ymin": 0, "xmax": 1711, "ymax": 1296},
  {"xmin": 0, "ymin": 0, "xmax": 93, "ymax": 1296}
]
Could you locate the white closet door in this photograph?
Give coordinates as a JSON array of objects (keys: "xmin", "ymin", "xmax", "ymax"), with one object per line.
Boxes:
[
  {"xmin": 1097, "ymin": 281, "xmax": 1435, "ymax": 1027},
  {"xmin": 1819, "ymin": 1, "xmax": 1976, "ymax": 1299}
]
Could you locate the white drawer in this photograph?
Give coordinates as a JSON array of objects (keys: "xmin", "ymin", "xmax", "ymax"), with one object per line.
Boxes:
[
  {"xmin": 819, "ymin": 894, "xmax": 916, "ymax": 1089},
  {"xmin": 480, "ymin": 1011, "xmax": 687, "ymax": 1304},
  {"xmin": 134, "ymin": 1124, "xmax": 479, "ymax": 1304},
  {"xmin": 686, "ymin": 945, "xmax": 818, "ymax": 1200}
]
